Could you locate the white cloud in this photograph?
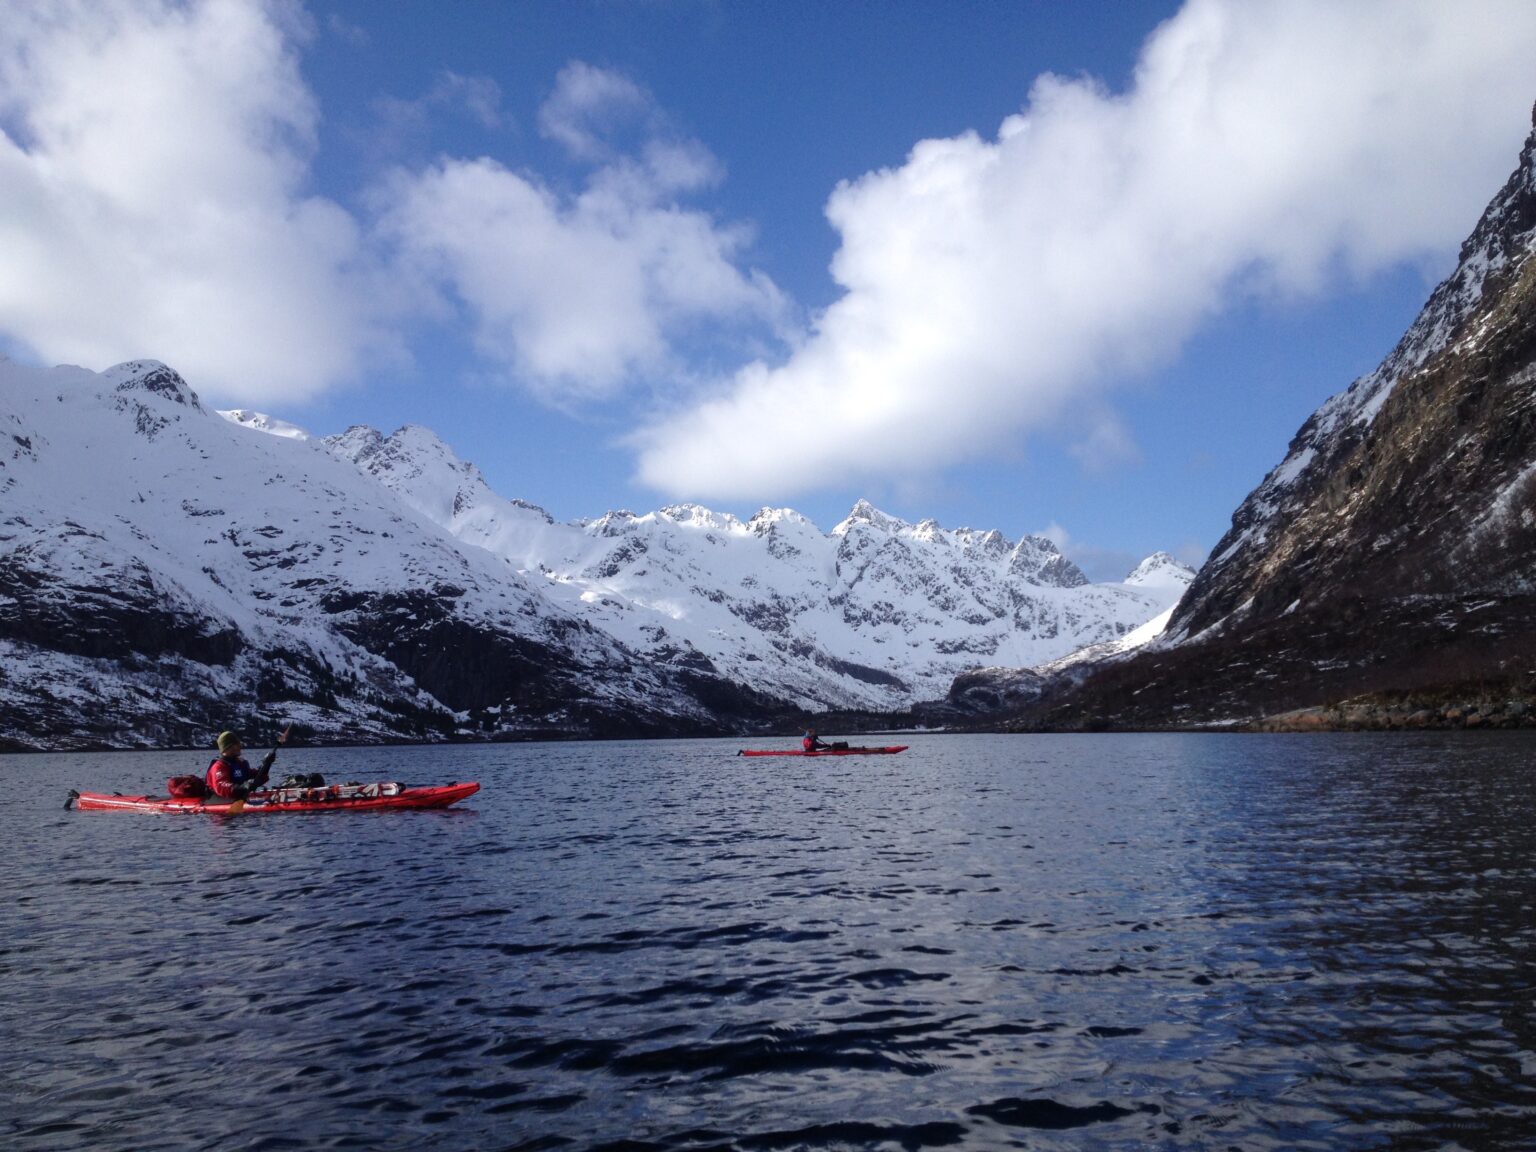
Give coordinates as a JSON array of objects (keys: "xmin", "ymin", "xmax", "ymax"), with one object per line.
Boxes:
[
  {"xmin": 375, "ymin": 63, "xmax": 787, "ymax": 402},
  {"xmin": 0, "ymin": 0, "xmax": 391, "ymax": 403},
  {"xmin": 0, "ymin": 10, "xmax": 782, "ymax": 410},
  {"xmin": 2, "ymin": 0, "xmax": 1532, "ymax": 456},
  {"xmin": 537, "ymin": 61, "xmax": 652, "ymax": 164},
  {"xmin": 1068, "ymin": 409, "xmax": 1143, "ymax": 473},
  {"xmin": 633, "ymin": 0, "xmax": 1536, "ymax": 501}
]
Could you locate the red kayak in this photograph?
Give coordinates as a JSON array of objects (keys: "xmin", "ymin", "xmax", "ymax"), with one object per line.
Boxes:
[
  {"xmin": 68, "ymin": 780, "xmax": 480, "ymax": 813},
  {"xmin": 738, "ymin": 746, "xmax": 908, "ymax": 757}
]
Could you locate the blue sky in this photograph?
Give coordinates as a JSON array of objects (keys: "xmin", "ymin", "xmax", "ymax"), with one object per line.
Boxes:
[{"xmin": 1, "ymin": 2, "xmax": 1534, "ymax": 579}]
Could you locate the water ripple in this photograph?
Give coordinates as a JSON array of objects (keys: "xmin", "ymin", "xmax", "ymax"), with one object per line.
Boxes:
[{"xmin": 7, "ymin": 733, "xmax": 1536, "ymax": 1149}]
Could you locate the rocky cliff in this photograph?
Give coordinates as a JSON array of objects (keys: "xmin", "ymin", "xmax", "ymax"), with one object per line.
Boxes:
[{"xmin": 1014, "ymin": 105, "xmax": 1536, "ymax": 731}]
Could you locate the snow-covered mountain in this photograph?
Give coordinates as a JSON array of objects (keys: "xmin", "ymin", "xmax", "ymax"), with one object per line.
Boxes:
[
  {"xmin": 1124, "ymin": 552, "xmax": 1195, "ymax": 590},
  {"xmin": 326, "ymin": 426, "xmax": 1190, "ymax": 711},
  {"xmin": 0, "ymin": 357, "xmax": 1186, "ymax": 749},
  {"xmin": 219, "ymin": 408, "xmax": 310, "ymax": 440},
  {"xmin": 0, "ymin": 361, "xmax": 788, "ymax": 748}
]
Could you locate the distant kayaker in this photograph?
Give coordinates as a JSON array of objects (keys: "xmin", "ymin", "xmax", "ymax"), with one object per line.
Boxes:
[
  {"xmin": 205, "ymin": 729, "xmax": 283, "ymax": 799},
  {"xmin": 802, "ymin": 728, "xmax": 830, "ymax": 753}
]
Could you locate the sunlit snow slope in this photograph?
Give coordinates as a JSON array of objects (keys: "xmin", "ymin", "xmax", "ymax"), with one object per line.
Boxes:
[{"xmin": 0, "ymin": 359, "xmax": 1187, "ymax": 748}]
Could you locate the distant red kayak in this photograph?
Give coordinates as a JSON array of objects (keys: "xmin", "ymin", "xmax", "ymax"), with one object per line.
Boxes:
[
  {"xmin": 68, "ymin": 780, "xmax": 480, "ymax": 813},
  {"xmin": 738, "ymin": 746, "xmax": 908, "ymax": 758}
]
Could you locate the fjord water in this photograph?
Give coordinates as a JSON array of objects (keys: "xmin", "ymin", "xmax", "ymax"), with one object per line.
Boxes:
[{"xmin": 5, "ymin": 734, "xmax": 1536, "ymax": 1150}]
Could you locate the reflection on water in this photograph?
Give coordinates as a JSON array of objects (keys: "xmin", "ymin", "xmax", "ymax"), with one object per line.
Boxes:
[{"xmin": 4, "ymin": 733, "xmax": 1536, "ymax": 1150}]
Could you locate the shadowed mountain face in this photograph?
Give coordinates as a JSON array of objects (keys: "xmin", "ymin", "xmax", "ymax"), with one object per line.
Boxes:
[{"xmin": 1015, "ymin": 105, "xmax": 1536, "ymax": 731}]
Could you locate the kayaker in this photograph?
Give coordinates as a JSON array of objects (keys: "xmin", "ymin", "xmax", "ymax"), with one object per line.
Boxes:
[
  {"xmin": 802, "ymin": 728, "xmax": 830, "ymax": 752},
  {"xmin": 205, "ymin": 730, "xmax": 282, "ymax": 799}
]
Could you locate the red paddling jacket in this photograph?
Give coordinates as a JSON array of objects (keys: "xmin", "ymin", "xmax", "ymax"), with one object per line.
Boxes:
[{"xmin": 205, "ymin": 749, "xmax": 278, "ymax": 799}]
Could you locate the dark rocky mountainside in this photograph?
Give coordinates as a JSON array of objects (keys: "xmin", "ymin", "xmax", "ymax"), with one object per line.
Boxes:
[{"xmin": 1012, "ymin": 105, "xmax": 1536, "ymax": 731}]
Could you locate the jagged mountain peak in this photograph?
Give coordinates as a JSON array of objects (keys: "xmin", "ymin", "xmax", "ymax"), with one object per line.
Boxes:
[
  {"xmin": 1007, "ymin": 535, "xmax": 1089, "ymax": 589},
  {"xmin": 658, "ymin": 503, "xmax": 743, "ymax": 533},
  {"xmin": 827, "ymin": 503, "xmax": 1093, "ymax": 588},
  {"xmin": 327, "ymin": 423, "xmax": 555, "ymax": 531},
  {"xmin": 324, "ymin": 425, "xmax": 401, "ymax": 480},
  {"xmin": 746, "ymin": 506, "xmax": 816, "ymax": 532},
  {"xmin": 102, "ymin": 360, "xmax": 202, "ymax": 410},
  {"xmin": 586, "ymin": 509, "xmax": 639, "ymax": 536},
  {"xmin": 328, "ymin": 424, "xmax": 481, "ymax": 495},
  {"xmin": 391, "ymin": 422, "xmax": 461, "ymax": 452},
  {"xmin": 956, "ymin": 528, "xmax": 1011, "ymax": 557},
  {"xmin": 328, "ymin": 422, "xmax": 465, "ymax": 468},
  {"xmin": 327, "ymin": 423, "xmax": 385, "ymax": 453},
  {"xmin": 833, "ymin": 499, "xmax": 908, "ymax": 536},
  {"xmin": 1125, "ymin": 552, "xmax": 1196, "ymax": 588},
  {"xmin": 290, "ymin": 416, "xmax": 1184, "ymax": 708}
]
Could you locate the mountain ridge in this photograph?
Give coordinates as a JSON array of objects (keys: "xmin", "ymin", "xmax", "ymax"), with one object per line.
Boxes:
[
  {"xmin": 0, "ymin": 360, "xmax": 1188, "ymax": 749},
  {"xmin": 324, "ymin": 420, "xmax": 1191, "ymax": 711}
]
